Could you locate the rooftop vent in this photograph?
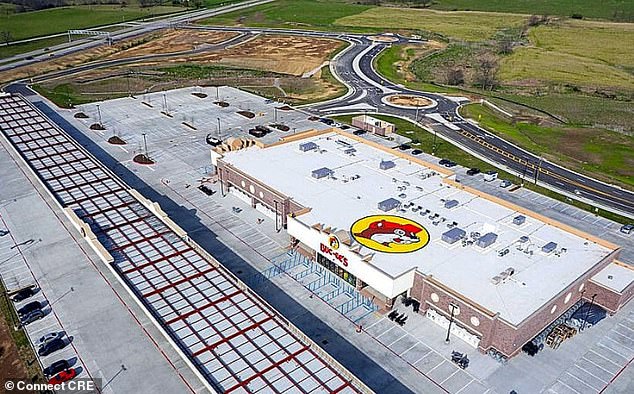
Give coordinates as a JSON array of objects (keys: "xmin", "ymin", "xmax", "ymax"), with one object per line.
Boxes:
[
  {"xmin": 519, "ymin": 236, "xmax": 529, "ymax": 243},
  {"xmin": 542, "ymin": 242, "xmax": 558, "ymax": 254},
  {"xmin": 513, "ymin": 215, "xmax": 526, "ymax": 225},
  {"xmin": 344, "ymin": 147, "xmax": 356, "ymax": 155},
  {"xmin": 476, "ymin": 232, "xmax": 498, "ymax": 248},
  {"xmin": 378, "ymin": 198, "xmax": 401, "ymax": 212},
  {"xmin": 442, "ymin": 227, "xmax": 466, "ymax": 244},
  {"xmin": 312, "ymin": 167, "xmax": 333, "ymax": 179},
  {"xmin": 444, "ymin": 199, "xmax": 459, "ymax": 209},
  {"xmin": 380, "ymin": 160, "xmax": 396, "ymax": 170},
  {"xmin": 299, "ymin": 142, "xmax": 318, "ymax": 152}
]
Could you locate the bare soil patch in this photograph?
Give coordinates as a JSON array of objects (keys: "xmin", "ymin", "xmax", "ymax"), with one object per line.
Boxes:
[
  {"xmin": 107, "ymin": 135, "xmax": 126, "ymax": 145},
  {"xmin": 192, "ymin": 92, "xmax": 208, "ymax": 98},
  {"xmin": 386, "ymin": 94, "xmax": 433, "ymax": 107},
  {"xmin": 237, "ymin": 110, "xmax": 255, "ymax": 118}
]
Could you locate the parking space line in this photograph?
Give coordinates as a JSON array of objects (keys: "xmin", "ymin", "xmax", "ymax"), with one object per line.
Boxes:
[
  {"xmin": 574, "ymin": 364, "xmax": 608, "ymax": 384},
  {"xmin": 589, "ymin": 349, "xmax": 622, "ymax": 367},
  {"xmin": 604, "ymin": 335, "xmax": 634, "ymax": 353},
  {"xmin": 387, "ymin": 332, "xmax": 409, "ymax": 347},
  {"xmin": 582, "ymin": 356, "xmax": 617, "ymax": 375},
  {"xmin": 400, "ymin": 342, "xmax": 420, "ymax": 356},
  {"xmin": 565, "ymin": 371, "xmax": 598, "ymax": 391},
  {"xmin": 412, "ymin": 349, "xmax": 433, "ymax": 366},
  {"xmin": 375, "ymin": 324, "xmax": 397, "ymax": 339},
  {"xmin": 454, "ymin": 379, "xmax": 473, "ymax": 394},
  {"xmin": 618, "ymin": 323, "xmax": 634, "ymax": 333},
  {"xmin": 556, "ymin": 379, "xmax": 581, "ymax": 394},
  {"xmin": 598, "ymin": 342, "xmax": 630, "ymax": 360},
  {"xmin": 440, "ymin": 368, "xmax": 460, "ymax": 385},
  {"xmin": 611, "ymin": 329, "xmax": 634, "ymax": 347},
  {"xmin": 426, "ymin": 360, "xmax": 445, "ymax": 375}
]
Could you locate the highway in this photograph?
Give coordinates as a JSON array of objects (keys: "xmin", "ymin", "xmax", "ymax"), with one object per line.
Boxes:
[{"xmin": 1, "ymin": 19, "xmax": 632, "ymax": 218}]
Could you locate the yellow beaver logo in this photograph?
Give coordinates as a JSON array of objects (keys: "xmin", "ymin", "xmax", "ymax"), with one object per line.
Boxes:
[{"xmin": 351, "ymin": 215, "xmax": 429, "ymax": 253}]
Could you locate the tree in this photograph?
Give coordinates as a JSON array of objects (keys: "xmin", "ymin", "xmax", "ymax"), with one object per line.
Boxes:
[
  {"xmin": 1, "ymin": 31, "xmax": 12, "ymax": 46},
  {"xmin": 474, "ymin": 53, "xmax": 499, "ymax": 91},
  {"xmin": 445, "ymin": 68, "xmax": 464, "ymax": 85},
  {"xmin": 497, "ymin": 38, "xmax": 513, "ymax": 55}
]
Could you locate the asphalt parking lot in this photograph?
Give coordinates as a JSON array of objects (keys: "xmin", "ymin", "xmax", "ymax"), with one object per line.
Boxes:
[{"xmin": 28, "ymin": 86, "xmax": 634, "ymax": 393}]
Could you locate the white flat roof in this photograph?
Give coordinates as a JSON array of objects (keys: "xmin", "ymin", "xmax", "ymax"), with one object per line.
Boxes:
[
  {"xmin": 592, "ymin": 262, "xmax": 634, "ymax": 293},
  {"xmin": 221, "ymin": 132, "xmax": 615, "ymax": 325}
]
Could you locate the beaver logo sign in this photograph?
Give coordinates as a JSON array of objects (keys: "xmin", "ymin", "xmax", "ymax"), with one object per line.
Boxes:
[{"xmin": 351, "ymin": 215, "xmax": 429, "ymax": 253}]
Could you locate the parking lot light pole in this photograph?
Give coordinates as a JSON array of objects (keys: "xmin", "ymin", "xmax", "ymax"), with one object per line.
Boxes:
[
  {"xmin": 96, "ymin": 104, "xmax": 102, "ymax": 126},
  {"xmin": 142, "ymin": 133, "xmax": 148, "ymax": 157},
  {"xmin": 217, "ymin": 118, "xmax": 221, "ymax": 139},
  {"xmin": 534, "ymin": 156, "xmax": 543, "ymax": 185},
  {"xmin": 445, "ymin": 302, "xmax": 458, "ymax": 344},
  {"xmin": 581, "ymin": 293, "xmax": 597, "ymax": 331}
]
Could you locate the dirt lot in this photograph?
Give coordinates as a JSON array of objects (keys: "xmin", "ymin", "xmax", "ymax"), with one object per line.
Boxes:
[
  {"xmin": 0, "ymin": 29, "xmax": 237, "ymax": 83},
  {"xmin": 132, "ymin": 34, "xmax": 342, "ymax": 76},
  {"xmin": 386, "ymin": 94, "xmax": 432, "ymax": 107},
  {"xmin": 0, "ymin": 303, "xmax": 35, "ymax": 393}
]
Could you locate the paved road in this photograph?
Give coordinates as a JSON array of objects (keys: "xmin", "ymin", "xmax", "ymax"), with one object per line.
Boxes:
[{"xmin": 2, "ymin": 20, "xmax": 633, "ymax": 218}]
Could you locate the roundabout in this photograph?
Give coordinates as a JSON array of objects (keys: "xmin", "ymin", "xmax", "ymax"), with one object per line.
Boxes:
[{"xmin": 381, "ymin": 94, "xmax": 437, "ymax": 110}]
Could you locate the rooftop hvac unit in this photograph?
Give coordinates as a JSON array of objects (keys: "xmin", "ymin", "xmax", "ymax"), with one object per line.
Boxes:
[
  {"xmin": 442, "ymin": 227, "xmax": 466, "ymax": 244},
  {"xmin": 312, "ymin": 167, "xmax": 333, "ymax": 179},
  {"xmin": 344, "ymin": 147, "xmax": 356, "ymax": 155},
  {"xmin": 504, "ymin": 267, "xmax": 515, "ymax": 276},
  {"xmin": 299, "ymin": 142, "xmax": 318, "ymax": 152},
  {"xmin": 378, "ymin": 198, "xmax": 401, "ymax": 212},
  {"xmin": 444, "ymin": 199, "xmax": 459, "ymax": 209},
  {"xmin": 513, "ymin": 215, "xmax": 526, "ymax": 225},
  {"xmin": 491, "ymin": 275, "xmax": 503, "ymax": 285},
  {"xmin": 476, "ymin": 232, "xmax": 498, "ymax": 248},
  {"xmin": 380, "ymin": 160, "xmax": 396, "ymax": 170},
  {"xmin": 542, "ymin": 242, "xmax": 558, "ymax": 254},
  {"xmin": 519, "ymin": 236, "xmax": 529, "ymax": 243}
]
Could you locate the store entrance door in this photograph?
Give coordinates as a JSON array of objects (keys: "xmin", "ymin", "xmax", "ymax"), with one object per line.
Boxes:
[{"xmin": 317, "ymin": 253, "xmax": 357, "ymax": 287}]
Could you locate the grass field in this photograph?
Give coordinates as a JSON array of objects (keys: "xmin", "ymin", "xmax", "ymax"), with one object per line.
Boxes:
[
  {"xmin": 335, "ymin": 8, "xmax": 527, "ymax": 41},
  {"xmin": 0, "ymin": 5, "xmax": 183, "ymax": 41},
  {"xmin": 203, "ymin": 0, "xmax": 372, "ymax": 30},
  {"xmin": 500, "ymin": 19, "xmax": 634, "ymax": 92},
  {"xmin": 460, "ymin": 103, "xmax": 634, "ymax": 189},
  {"xmin": 430, "ymin": 0, "xmax": 634, "ymax": 21},
  {"xmin": 332, "ymin": 113, "xmax": 631, "ymax": 224},
  {"xmin": 0, "ymin": 35, "xmax": 68, "ymax": 59}
]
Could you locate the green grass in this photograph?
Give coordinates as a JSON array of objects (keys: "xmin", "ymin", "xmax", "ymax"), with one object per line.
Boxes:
[
  {"xmin": 335, "ymin": 7, "xmax": 527, "ymax": 41},
  {"xmin": 430, "ymin": 0, "xmax": 634, "ymax": 22},
  {"xmin": 492, "ymin": 94, "xmax": 634, "ymax": 133},
  {"xmin": 32, "ymin": 83, "xmax": 97, "ymax": 108},
  {"xmin": 0, "ymin": 5, "xmax": 183, "ymax": 42},
  {"xmin": 374, "ymin": 44, "xmax": 463, "ymax": 93},
  {"xmin": 0, "ymin": 35, "xmax": 68, "ymax": 59},
  {"xmin": 202, "ymin": 0, "xmax": 373, "ymax": 30},
  {"xmin": 333, "ymin": 113, "xmax": 631, "ymax": 224},
  {"xmin": 460, "ymin": 103, "xmax": 634, "ymax": 188}
]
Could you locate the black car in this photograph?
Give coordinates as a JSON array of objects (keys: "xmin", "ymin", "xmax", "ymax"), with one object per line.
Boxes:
[
  {"xmin": 340, "ymin": 125, "xmax": 350, "ymax": 130},
  {"xmin": 398, "ymin": 144, "xmax": 411, "ymax": 151},
  {"xmin": 352, "ymin": 129, "xmax": 366, "ymax": 135},
  {"xmin": 17, "ymin": 300, "xmax": 42, "ymax": 317},
  {"xmin": 444, "ymin": 161, "xmax": 457, "ymax": 168},
  {"xmin": 205, "ymin": 134, "xmax": 221, "ymax": 146},
  {"xmin": 38, "ymin": 338, "xmax": 66, "ymax": 357},
  {"xmin": 411, "ymin": 149, "xmax": 423, "ymax": 155},
  {"xmin": 198, "ymin": 185, "xmax": 215, "ymax": 196},
  {"xmin": 43, "ymin": 359, "xmax": 70, "ymax": 377},
  {"xmin": 439, "ymin": 158, "xmax": 450, "ymax": 165},
  {"xmin": 319, "ymin": 118, "xmax": 334, "ymax": 125},
  {"xmin": 20, "ymin": 309, "xmax": 45, "ymax": 326},
  {"xmin": 12, "ymin": 287, "xmax": 36, "ymax": 302},
  {"xmin": 466, "ymin": 168, "xmax": 481, "ymax": 176}
]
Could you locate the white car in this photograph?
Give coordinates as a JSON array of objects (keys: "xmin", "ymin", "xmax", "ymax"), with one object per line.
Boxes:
[{"xmin": 36, "ymin": 332, "xmax": 64, "ymax": 348}]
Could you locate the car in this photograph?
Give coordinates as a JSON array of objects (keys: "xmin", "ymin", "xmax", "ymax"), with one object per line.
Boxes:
[
  {"xmin": 205, "ymin": 134, "xmax": 221, "ymax": 146},
  {"xmin": 48, "ymin": 368, "xmax": 76, "ymax": 385},
  {"xmin": 411, "ymin": 149, "xmax": 423, "ymax": 155},
  {"xmin": 443, "ymin": 161, "xmax": 457, "ymax": 168},
  {"xmin": 352, "ymin": 129, "xmax": 366, "ymax": 135},
  {"xmin": 340, "ymin": 125, "xmax": 350, "ymax": 130},
  {"xmin": 38, "ymin": 338, "xmax": 66, "ymax": 357},
  {"xmin": 37, "ymin": 332, "xmax": 65, "ymax": 348},
  {"xmin": 439, "ymin": 158, "xmax": 450, "ymax": 165},
  {"xmin": 319, "ymin": 118, "xmax": 334, "ymax": 125},
  {"xmin": 20, "ymin": 309, "xmax": 45, "ymax": 326},
  {"xmin": 198, "ymin": 185, "xmax": 215, "ymax": 196},
  {"xmin": 11, "ymin": 287, "xmax": 36, "ymax": 302},
  {"xmin": 398, "ymin": 144, "xmax": 411, "ymax": 151},
  {"xmin": 17, "ymin": 300, "xmax": 42, "ymax": 317},
  {"xmin": 43, "ymin": 359, "xmax": 70, "ymax": 377},
  {"xmin": 466, "ymin": 168, "xmax": 481, "ymax": 176},
  {"xmin": 620, "ymin": 224, "xmax": 634, "ymax": 235},
  {"xmin": 500, "ymin": 180, "xmax": 512, "ymax": 188}
]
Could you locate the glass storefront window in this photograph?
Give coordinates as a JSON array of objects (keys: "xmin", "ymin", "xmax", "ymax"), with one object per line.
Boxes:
[{"xmin": 317, "ymin": 253, "xmax": 356, "ymax": 286}]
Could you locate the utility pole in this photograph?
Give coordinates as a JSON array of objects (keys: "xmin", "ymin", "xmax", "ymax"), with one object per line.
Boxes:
[
  {"xmin": 415, "ymin": 106, "xmax": 419, "ymax": 123},
  {"xmin": 96, "ymin": 104, "xmax": 102, "ymax": 126},
  {"xmin": 445, "ymin": 302, "xmax": 458, "ymax": 344},
  {"xmin": 274, "ymin": 107, "xmax": 278, "ymax": 123},
  {"xmin": 216, "ymin": 86, "xmax": 220, "ymax": 100},
  {"xmin": 580, "ymin": 294, "xmax": 597, "ymax": 331},
  {"xmin": 142, "ymin": 133, "xmax": 148, "ymax": 157},
  {"xmin": 432, "ymin": 129, "xmax": 438, "ymax": 155},
  {"xmin": 534, "ymin": 157, "xmax": 543, "ymax": 185},
  {"xmin": 162, "ymin": 93, "xmax": 168, "ymax": 114},
  {"xmin": 217, "ymin": 117, "xmax": 221, "ymax": 139}
]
